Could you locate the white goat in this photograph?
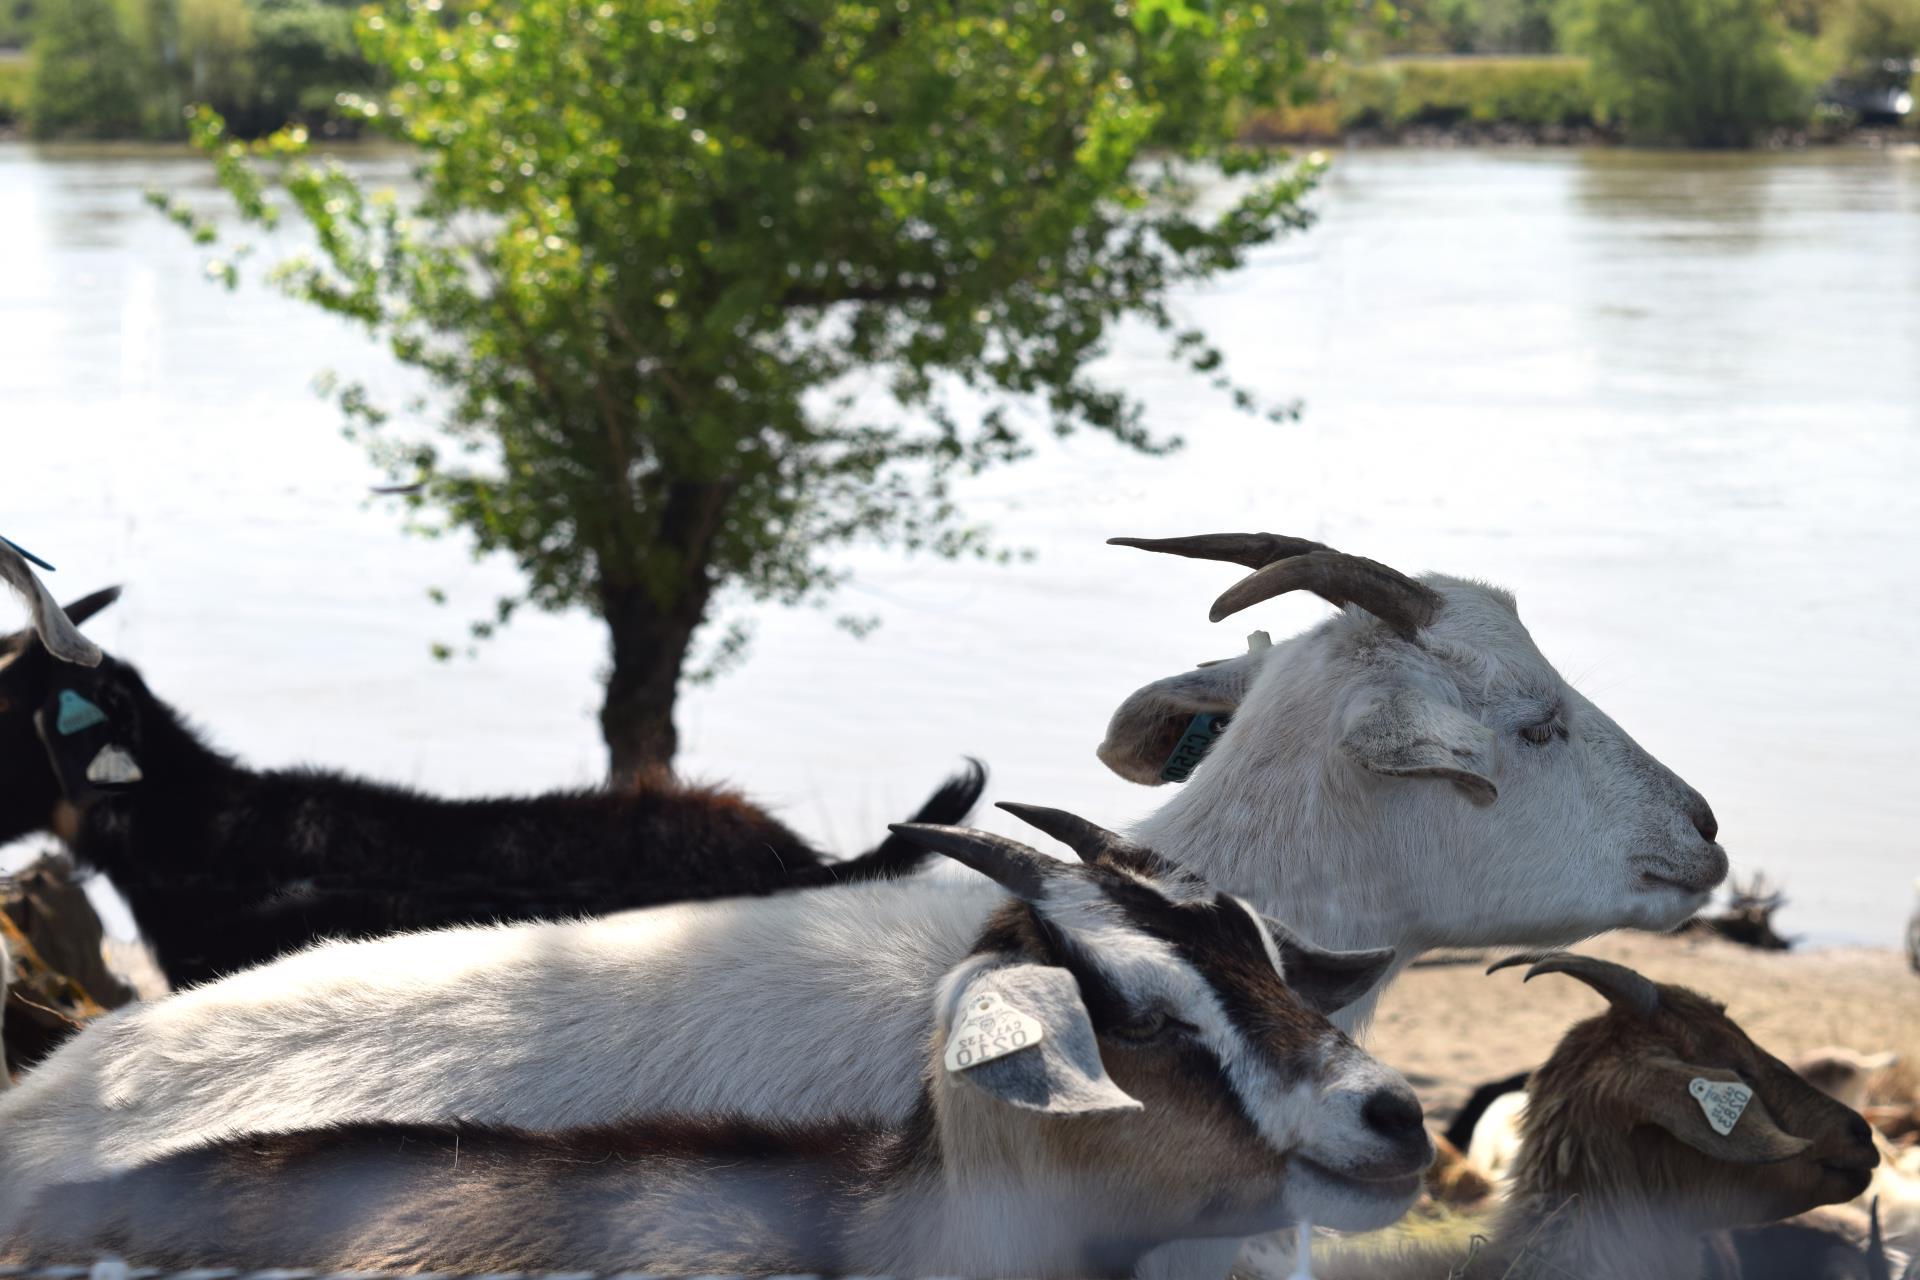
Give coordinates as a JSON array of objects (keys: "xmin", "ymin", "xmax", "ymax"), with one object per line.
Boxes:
[
  {"xmin": 0, "ymin": 532, "xmax": 1725, "ymax": 1264},
  {"xmin": 3, "ymin": 821, "xmax": 1431, "ymax": 1277}
]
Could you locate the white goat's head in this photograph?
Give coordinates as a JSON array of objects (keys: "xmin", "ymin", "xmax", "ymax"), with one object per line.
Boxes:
[{"xmin": 1101, "ymin": 532, "xmax": 1727, "ymax": 948}]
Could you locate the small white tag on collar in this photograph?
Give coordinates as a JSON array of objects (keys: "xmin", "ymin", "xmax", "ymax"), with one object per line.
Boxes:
[
  {"xmin": 1690, "ymin": 1077, "xmax": 1753, "ymax": 1136},
  {"xmin": 944, "ymin": 991, "xmax": 1044, "ymax": 1073}
]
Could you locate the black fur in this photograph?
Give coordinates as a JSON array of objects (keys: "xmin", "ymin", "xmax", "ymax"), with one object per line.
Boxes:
[{"xmin": 0, "ymin": 611, "xmax": 984, "ymax": 989}]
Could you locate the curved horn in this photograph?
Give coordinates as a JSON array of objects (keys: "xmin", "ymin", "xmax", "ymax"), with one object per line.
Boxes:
[
  {"xmin": 1211, "ymin": 551, "xmax": 1441, "ymax": 638},
  {"xmin": 887, "ymin": 824, "xmax": 1061, "ymax": 902},
  {"xmin": 995, "ymin": 802, "xmax": 1131, "ymax": 866},
  {"xmin": 1488, "ymin": 951, "xmax": 1661, "ymax": 1021},
  {"xmin": 1108, "ymin": 533, "xmax": 1331, "ymax": 571},
  {"xmin": 0, "ymin": 538, "xmax": 102, "ymax": 667},
  {"xmin": 1110, "ymin": 532, "xmax": 1441, "ymax": 640}
]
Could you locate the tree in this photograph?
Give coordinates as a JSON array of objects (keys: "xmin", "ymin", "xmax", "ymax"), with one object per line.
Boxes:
[
  {"xmin": 1560, "ymin": 0, "xmax": 1814, "ymax": 144},
  {"xmin": 169, "ymin": 0, "xmax": 1336, "ymax": 776},
  {"xmin": 28, "ymin": 0, "xmax": 149, "ymax": 137}
]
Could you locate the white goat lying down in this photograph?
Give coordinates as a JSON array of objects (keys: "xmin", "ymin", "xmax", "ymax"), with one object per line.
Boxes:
[
  {"xmin": 2, "ymin": 822, "xmax": 1432, "ymax": 1277},
  {"xmin": 0, "ymin": 804, "xmax": 1400, "ymax": 1235},
  {"xmin": 0, "ymin": 529, "xmax": 1726, "ymax": 1265},
  {"xmin": 1317, "ymin": 954, "xmax": 1881, "ymax": 1280}
]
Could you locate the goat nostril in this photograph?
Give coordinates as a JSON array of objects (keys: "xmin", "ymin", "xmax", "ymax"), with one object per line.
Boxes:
[
  {"xmin": 1362, "ymin": 1088, "xmax": 1425, "ymax": 1140},
  {"xmin": 1848, "ymin": 1114, "xmax": 1874, "ymax": 1147},
  {"xmin": 1691, "ymin": 799, "xmax": 1718, "ymax": 844}
]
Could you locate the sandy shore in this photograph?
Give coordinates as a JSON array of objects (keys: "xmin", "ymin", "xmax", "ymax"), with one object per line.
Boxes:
[{"xmin": 1369, "ymin": 931, "xmax": 1920, "ymax": 1123}]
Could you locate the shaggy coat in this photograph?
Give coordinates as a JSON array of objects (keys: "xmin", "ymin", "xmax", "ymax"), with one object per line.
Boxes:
[
  {"xmin": 1, "ymin": 820, "xmax": 1431, "ymax": 1278},
  {"xmin": 1317, "ymin": 958, "xmax": 1880, "ymax": 1280},
  {"xmin": 0, "ymin": 612, "xmax": 983, "ymax": 988}
]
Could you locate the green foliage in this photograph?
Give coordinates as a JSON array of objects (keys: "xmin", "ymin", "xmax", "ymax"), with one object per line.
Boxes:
[
  {"xmin": 165, "ymin": 0, "xmax": 1338, "ymax": 768},
  {"xmin": 1560, "ymin": 0, "xmax": 1817, "ymax": 144},
  {"xmin": 1359, "ymin": 55, "xmax": 1591, "ymax": 124},
  {"xmin": 14, "ymin": 0, "xmax": 369, "ymax": 137},
  {"xmin": 1364, "ymin": 0, "xmax": 1560, "ymax": 53},
  {"xmin": 28, "ymin": 0, "xmax": 153, "ymax": 138},
  {"xmin": 0, "ymin": 55, "xmax": 27, "ymax": 124},
  {"xmin": 248, "ymin": 0, "xmax": 368, "ymax": 129},
  {"xmin": 179, "ymin": 0, "xmax": 258, "ymax": 123},
  {"xmin": 0, "ymin": 0, "xmax": 33, "ymax": 48},
  {"xmin": 1812, "ymin": 0, "xmax": 1920, "ymax": 70},
  {"xmin": 1239, "ymin": 55, "xmax": 1593, "ymax": 135}
]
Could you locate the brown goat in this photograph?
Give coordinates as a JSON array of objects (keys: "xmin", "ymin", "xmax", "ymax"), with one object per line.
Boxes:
[{"xmin": 1319, "ymin": 953, "xmax": 1880, "ymax": 1280}]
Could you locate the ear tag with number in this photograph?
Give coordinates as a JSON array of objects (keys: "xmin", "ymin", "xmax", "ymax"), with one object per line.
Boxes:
[
  {"xmin": 85, "ymin": 744, "xmax": 143, "ymax": 786},
  {"xmin": 1159, "ymin": 712, "xmax": 1231, "ymax": 784},
  {"xmin": 56, "ymin": 690, "xmax": 109, "ymax": 736},
  {"xmin": 1690, "ymin": 1077, "xmax": 1752, "ymax": 1136},
  {"xmin": 944, "ymin": 991, "xmax": 1045, "ymax": 1073}
]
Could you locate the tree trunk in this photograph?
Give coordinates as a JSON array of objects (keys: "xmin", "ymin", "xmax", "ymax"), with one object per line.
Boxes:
[
  {"xmin": 598, "ymin": 582, "xmax": 707, "ymax": 779},
  {"xmin": 595, "ymin": 480, "xmax": 734, "ymax": 780}
]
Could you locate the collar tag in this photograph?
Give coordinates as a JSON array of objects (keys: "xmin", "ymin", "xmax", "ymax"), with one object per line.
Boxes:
[
  {"xmin": 56, "ymin": 689, "xmax": 109, "ymax": 736},
  {"xmin": 1690, "ymin": 1077, "xmax": 1752, "ymax": 1135},
  {"xmin": 1159, "ymin": 712, "xmax": 1230, "ymax": 784}
]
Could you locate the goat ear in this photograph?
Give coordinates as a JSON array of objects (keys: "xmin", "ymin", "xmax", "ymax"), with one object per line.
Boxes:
[
  {"xmin": 1097, "ymin": 651, "xmax": 1263, "ymax": 786},
  {"xmin": 1263, "ymin": 920, "xmax": 1396, "ymax": 1015},
  {"xmin": 942, "ymin": 962, "xmax": 1142, "ymax": 1118},
  {"xmin": 1633, "ymin": 1057, "xmax": 1813, "ymax": 1165},
  {"xmin": 1340, "ymin": 686, "xmax": 1497, "ymax": 807}
]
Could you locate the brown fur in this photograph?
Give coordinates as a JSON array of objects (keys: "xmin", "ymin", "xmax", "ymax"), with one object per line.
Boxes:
[{"xmin": 1320, "ymin": 972, "xmax": 1880, "ymax": 1280}]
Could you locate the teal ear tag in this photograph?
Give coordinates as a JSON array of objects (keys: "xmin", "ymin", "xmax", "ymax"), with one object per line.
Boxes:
[
  {"xmin": 1159, "ymin": 712, "xmax": 1231, "ymax": 784},
  {"xmin": 56, "ymin": 689, "xmax": 109, "ymax": 736}
]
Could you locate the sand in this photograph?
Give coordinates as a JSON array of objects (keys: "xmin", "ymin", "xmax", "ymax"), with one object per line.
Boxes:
[{"xmin": 1369, "ymin": 931, "xmax": 1920, "ymax": 1124}]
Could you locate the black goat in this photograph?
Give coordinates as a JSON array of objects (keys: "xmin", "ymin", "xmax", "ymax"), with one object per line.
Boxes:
[{"xmin": 0, "ymin": 566, "xmax": 984, "ymax": 990}]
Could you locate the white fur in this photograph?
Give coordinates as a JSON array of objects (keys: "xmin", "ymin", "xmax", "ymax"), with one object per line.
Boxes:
[{"xmin": 0, "ymin": 577, "xmax": 1720, "ymax": 1251}]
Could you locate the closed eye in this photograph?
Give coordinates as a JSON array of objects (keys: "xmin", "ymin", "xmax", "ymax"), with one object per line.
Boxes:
[
  {"xmin": 1520, "ymin": 719, "xmax": 1560, "ymax": 745},
  {"xmin": 1106, "ymin": 1009, "xmax": 1196, "ymax": 1044},
  {"xmin": 1519, "ymin": 705, "xmax": 1567, "ymax": 745}
]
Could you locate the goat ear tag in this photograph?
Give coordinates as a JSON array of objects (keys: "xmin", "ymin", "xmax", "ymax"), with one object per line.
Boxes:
[
  {"xmin": 944, "ymin": 991, "xmax": 1045, "ymax": 1073},
  {"xmin": 1690, "ymin": 1078, "xmax": 1752, "ymax": 1136},
  {"xmin": 55, "ymin": 690, "xmax": 109, "ymax": 736},
  {"xmin": 85, "ymin": 744, "xmax": 142, "ymax": 786},
  {"xmin": 1159, "ymin": 712, "xmax": 1231, "ymax": 784}
]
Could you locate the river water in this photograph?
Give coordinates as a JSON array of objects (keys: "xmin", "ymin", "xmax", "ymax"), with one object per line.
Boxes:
[{"xmin": 2, "ymin": 143, "xmax": 1916, "ymax": 948}]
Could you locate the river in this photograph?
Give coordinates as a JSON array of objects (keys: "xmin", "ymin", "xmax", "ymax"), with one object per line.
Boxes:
[{"xmin": 2, "ymin": 142, "xmax": 1916, "ymax": 949}]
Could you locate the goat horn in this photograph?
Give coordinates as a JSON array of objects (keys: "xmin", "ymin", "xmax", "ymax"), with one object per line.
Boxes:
[
  {"xmin": 1488, "ymin": 951, "xmax": 1661, "ymax": 1021},
  {"xmin": 887, "ymin": 824, "xmax": 1060, "ymax": 903},
  {"xmin": 995, "ymin": 802, "xmax": 1131, "ymax": 867},
  {"xmin": 0, "ymin": 538, "xmax": 102, "ymax": 667},
  {"xmin": 1107, "ymin": 533, "xmax": 1332, "ymax": 571},
  {"xmin": 1109, "ymin": 533, "xmax": 1442, "ymax": 640}
]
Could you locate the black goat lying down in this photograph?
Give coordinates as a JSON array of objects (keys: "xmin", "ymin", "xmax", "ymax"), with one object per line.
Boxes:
[{"xmin": 0, "ymin": 552, "xmax": 984, "ymax": 990}]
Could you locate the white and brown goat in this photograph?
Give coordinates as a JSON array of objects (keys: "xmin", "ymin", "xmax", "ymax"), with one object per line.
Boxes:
[{"xmin": 2, "ymin": 817, "xmax": 1430, "ymax": 1278}]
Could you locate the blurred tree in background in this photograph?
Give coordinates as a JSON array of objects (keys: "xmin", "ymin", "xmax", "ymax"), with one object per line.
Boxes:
[
  {"xmin": 1560, "ymin": 0, "xmax": 1817, "ymax": 142},
  {"xmin": 20, "ymin": 0, "xmax": 369, "ymax": 138},
  {"xmin": 166, "ymin": 0, "xmax": 1336, "ymax": 775},
  {"xmin": 28, "ymin": 0, "xmax": 153, "ymax": 138}
]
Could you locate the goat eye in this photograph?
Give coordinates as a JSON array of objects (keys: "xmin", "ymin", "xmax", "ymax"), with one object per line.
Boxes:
[
  {"xmin": 1519, "ymin": 719, "xmax": 1560, "ymax": 745},
  {"xmin": 1108, "ymin": 1010, "xmax": 1172, "ymax": 1043}
]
